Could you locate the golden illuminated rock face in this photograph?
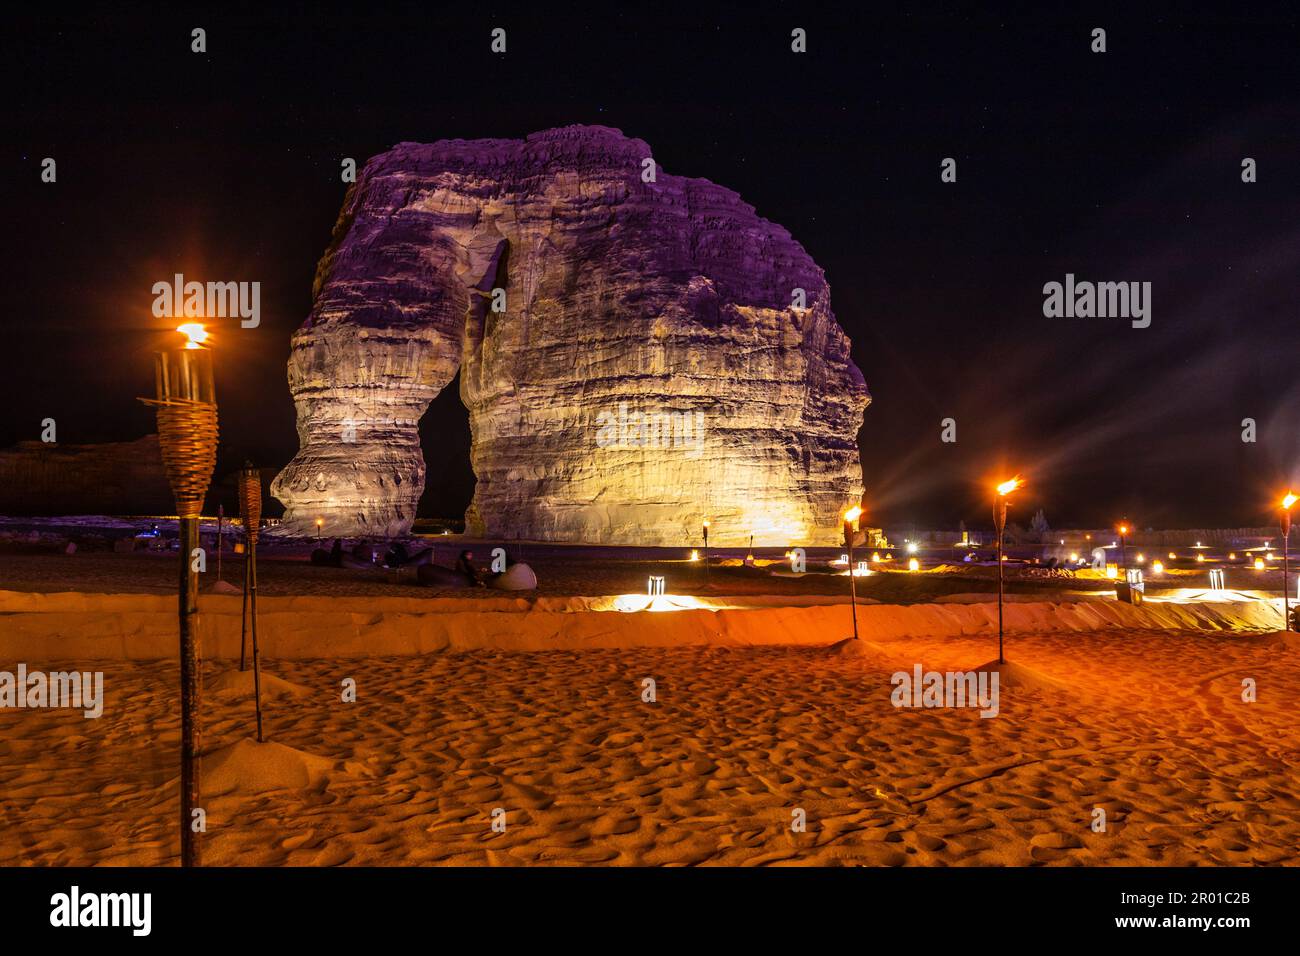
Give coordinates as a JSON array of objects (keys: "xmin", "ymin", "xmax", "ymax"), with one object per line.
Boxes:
[{"xmin": 271, "ymin": 126, "xmax": 869, "ymax": 545}]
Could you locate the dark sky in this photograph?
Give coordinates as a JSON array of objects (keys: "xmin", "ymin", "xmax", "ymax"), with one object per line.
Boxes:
[{"xmin": 5, "ymin": 4, "xmax": 1298, "ymax": 530}]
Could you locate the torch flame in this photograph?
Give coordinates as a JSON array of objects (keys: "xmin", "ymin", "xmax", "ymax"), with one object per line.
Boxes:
[
  {"xmin": 1283, "ymin": 492, "xmax": 1298, "ymax": 511},
  {"xmin": 177, "ymin": 323, "xmax": 209, "ymax": 349},
  {"xmin": 843, "ymin": 506, "xmax": 863, "ymax": 524},
  {"xmin": 996, "ymin": 476, "xmax": 1023, "ymax": 496}
]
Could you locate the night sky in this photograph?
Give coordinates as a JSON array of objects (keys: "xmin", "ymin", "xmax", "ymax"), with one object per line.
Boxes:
[{"xmin": 6, "ymin": 5, "xmax": 1298, "ymax": 531}]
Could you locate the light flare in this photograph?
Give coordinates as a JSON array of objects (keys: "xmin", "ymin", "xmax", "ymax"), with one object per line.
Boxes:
[{"xmin": 176, "ymin": 323, "xmax": 209, "ymax": 349}]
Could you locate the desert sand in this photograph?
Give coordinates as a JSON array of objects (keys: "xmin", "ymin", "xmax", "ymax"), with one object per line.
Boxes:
[
  {"xmin": 1, "ymin": 541, "xmax": 1295, "ymax": 866},
  {"xmin": 2, "ymin": 619, "xmax": 1297, "ymax": 866}
]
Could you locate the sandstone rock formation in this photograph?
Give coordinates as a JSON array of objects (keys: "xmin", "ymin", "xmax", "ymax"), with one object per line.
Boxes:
[{"xmin": 272, "ymin": 126, "xmax": 869, "ymax": 545}]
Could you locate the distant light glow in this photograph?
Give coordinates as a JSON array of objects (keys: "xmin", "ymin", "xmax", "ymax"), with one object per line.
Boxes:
[
  {"xmin": 1283, "ymin": 492, "xmax": 1298, "ymax": 511},
  {"xmin": 906, "ymin": 542, "xmax": 918, "ymax": 554},
  {"xmin": 1255, "ymin": 558, "xmax": 1266, "ymax": 571},
  {"xmin": 1136, "ymin": 553, "xmax": 1145, "ymax": 563},
  {"xmin": 607, "ymin": 593, "xmax": 715, "ymax": 613},
  {"xmin": 908, "ymin": 557, "xmax": 920, "ymax": 572},
  {"xmin": 689, "ymin": 549, "xmax": 700, "ymax": 562},
  {"xmin": 1152, "ymin": 561, "xmax": 1165, "ymax": 574}
]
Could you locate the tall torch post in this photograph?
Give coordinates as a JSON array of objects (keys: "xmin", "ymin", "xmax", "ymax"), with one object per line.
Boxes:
[
  {"xmin": 216, "ymin": 504, "xmax": 224, "ymax": 585},
  {"xmin": 1282, "ymin": 492, "xmax": 1296, "ymax": 631},
  {"xmin": 1117, "ymin": 522, "xmax": 1129, "ymax": 571},
  {"xmin": 843, "ymin": 506, "xmax": 862, "ymax": 641},
  {"xmin": 702, "ymin": 519, "xmax": 710, "ymax": 586},
  {"xmin": 139, "ymin": 323, "xmax": 218, "ymax": 868},
  {"xmin": 994, "ymin": 477, "xmax": 1023, "ymax": 665},
  {"xmin": 239, "ymin": 465, "xmax": 265, "ymax": 742}
]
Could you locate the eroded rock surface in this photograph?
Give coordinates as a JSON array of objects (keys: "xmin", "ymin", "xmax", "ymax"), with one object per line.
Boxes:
[{"xmin": 272, "ymin": 126, "xmax": 868, "ymax": 545}]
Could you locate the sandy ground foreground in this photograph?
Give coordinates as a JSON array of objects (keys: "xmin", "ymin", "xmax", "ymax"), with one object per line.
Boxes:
[{"xmin": 2, "ymin": 627, "xmax": 1297, "ymax": 866}]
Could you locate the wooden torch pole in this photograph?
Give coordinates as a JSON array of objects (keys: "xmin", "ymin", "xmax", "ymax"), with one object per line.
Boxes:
[{"xmin": 142, "ymin": 332, "xmax": 218, "ymax": 868}]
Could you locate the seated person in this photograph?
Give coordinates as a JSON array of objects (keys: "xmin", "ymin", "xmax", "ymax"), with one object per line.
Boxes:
[
  {"xmin": 310, "ymin": 538, "xmax": 345, "ymax": 567},
  {"xmin": 383, "ymin": 541, "xmax": 435, "ymax": 568},
  {"xmin": 454, "ymin": 549, "xmax": 486, "ymax": 586}
]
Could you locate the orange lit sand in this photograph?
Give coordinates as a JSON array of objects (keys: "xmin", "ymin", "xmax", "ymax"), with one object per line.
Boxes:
[{"xmin": 2, "ymin": 624, "xmax": 1297, "ymax": 866}]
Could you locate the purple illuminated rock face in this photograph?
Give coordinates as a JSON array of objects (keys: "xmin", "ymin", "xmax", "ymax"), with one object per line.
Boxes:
[{"xmin": 271, "ymin": 126, "xmax": 869, "ymax": 545}]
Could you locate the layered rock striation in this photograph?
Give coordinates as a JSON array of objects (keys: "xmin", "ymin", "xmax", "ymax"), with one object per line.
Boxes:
[{"xmin": 272, "ymin": 126, "xmax": 869, "ymax": 545}]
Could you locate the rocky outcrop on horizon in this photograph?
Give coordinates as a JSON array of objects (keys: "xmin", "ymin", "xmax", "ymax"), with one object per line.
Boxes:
[
  {"xmin": 271, "ymin": 125, "xmax": 869, "ymax": 545},
  {"xmin": 0, "ymin": 435, "xmax": 174, "ymax": 516}
]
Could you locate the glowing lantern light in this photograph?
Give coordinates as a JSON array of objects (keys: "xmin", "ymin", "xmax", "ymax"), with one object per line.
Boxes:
[
  {"xmin": 1254, "ymin": 558, "xmax": 1266, "ymax": 571},
  {"xmin": 1136, "ymin": 553, "xmax": 1146, "ymax": 564},
  {"xmin": 689, "ymin": 549, "xmax": 700, "ymax": 562},
  {"xmin": 1152, "ymin": 561, "xmax": 1165, "ymax": 575},
  {"xmin": 870, "ymin": 551, "xmax": 880, "ymax": 563},
  {"xmin": 996, "ymin": 477, "xmax": 1023, "ymax": 496},
  {"xmin": 908, "ymin": 557, "xmax": 920, "ymax": 572},
  {"xmin": 1196, "ymin": 553, "xmax": 1206, "ymax": 563},
  {"xmin": 176, "ymin": 322, "xmax": 209, "ymax": 349}
]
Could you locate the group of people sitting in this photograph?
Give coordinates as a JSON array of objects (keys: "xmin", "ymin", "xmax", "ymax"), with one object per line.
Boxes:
[{"xmin": 309, "ymin": 537, "xmax": 536, "ymax": 591}]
